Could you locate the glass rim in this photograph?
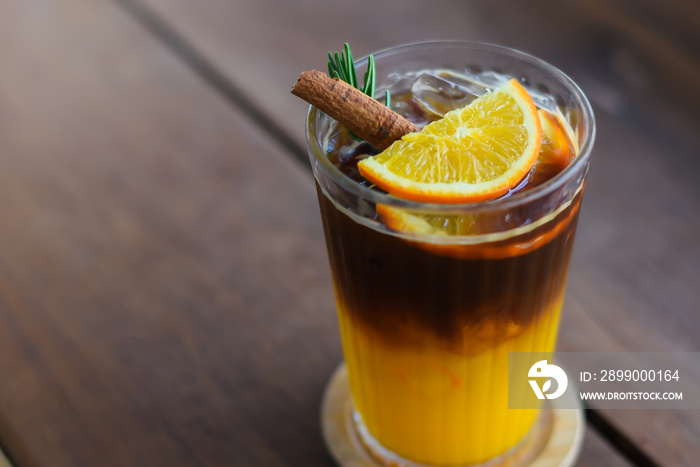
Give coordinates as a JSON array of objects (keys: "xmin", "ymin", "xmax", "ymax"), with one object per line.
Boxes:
[{"xmin": 306, "ymin": 40, "xmax": 596, "ymax": 214}]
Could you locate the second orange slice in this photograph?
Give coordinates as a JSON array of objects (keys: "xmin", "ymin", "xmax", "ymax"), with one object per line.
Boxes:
[{"xmin": 358, "ymin": 78, "xmax": 542, "ymax": 203}]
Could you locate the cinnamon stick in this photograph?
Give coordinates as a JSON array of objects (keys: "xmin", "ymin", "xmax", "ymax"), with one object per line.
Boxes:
[{"xmin": 291, "ymin": 69, "xmax": 419, "ymax": 151}]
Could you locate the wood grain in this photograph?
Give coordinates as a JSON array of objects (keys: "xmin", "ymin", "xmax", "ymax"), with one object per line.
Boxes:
[
  {"xmin": 0, "ymin": 0, "xmax": 695, "ymax": 466},
  {"xmin": 0, "ymin": 1, "xmax": 340, "ymax": 466},
  {"xmin": 561, "ymin": 0, "xmax": 700, "ymax": 110},
  {"xmin": 578, "ymin": 428, "xmax": 633, "ymax": 467},
  {"xmin": 138, "ymin": 0, "xmax": 700, "ymax": 464},
  {"xmin": 136, "ymin": 0, "xmax": 602, "ymax": 150}
]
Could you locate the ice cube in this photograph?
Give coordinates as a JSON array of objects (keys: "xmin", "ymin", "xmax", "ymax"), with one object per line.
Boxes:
[
  {"xmin": 413, "ymin": 70, "xmax": 559, "ymax": 116},
  {"xmin": 410, "ymin": 73, "xmax": 478, "ymax": 118},
  {"xmin": 528, "ymin": 89, "xmax": 558, "ymax": 113},
  {"xmin": 434, "ymin": 70, "xmax": 499, "ymax": 97},
  {"xmin": 338, "ymin": 141, "xmax": 377, "ymax": 164},
  {"xmin": 450, "ymin": 70, "xmax": 559, "ymax": 112},
  {"xmin": 468, "ymin": 70, "xmax": 510, "ymax": 89},
  {"xmin": 322, "ymin": 118, "xmax": 345, "ymax": 154}
]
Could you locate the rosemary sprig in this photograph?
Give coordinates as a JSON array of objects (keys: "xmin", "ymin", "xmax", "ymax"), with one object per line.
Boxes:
[{"xmin": 327, "ymin": 43, "xmax": 390, "ymax": 106}]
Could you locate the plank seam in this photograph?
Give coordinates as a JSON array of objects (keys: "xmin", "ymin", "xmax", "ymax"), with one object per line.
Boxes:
[
  {"xmin": 585, "ymin": 406, "xmax": 661, "ymax": 467},
  {"xmin": 113, "ymin": 0, "xmax": 310, "ymax": 169}
]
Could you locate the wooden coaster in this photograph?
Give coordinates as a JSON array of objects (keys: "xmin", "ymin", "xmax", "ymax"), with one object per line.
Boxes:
[
  {"xmin": 321, "ymin": 363, "xmax": 584, "ymax": 467},
  {"xmin": 0, "ymin": 449, "xmax": 11, "ymax": 467}
]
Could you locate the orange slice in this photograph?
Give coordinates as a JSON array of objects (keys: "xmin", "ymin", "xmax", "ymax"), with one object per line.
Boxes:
[
  {"xmin": 375, "ymin": 198, "xmax": 581, "ymax": 260},
  {"xmin": 358, "ymin": 78, "xmax": 542, "ymax": 203},
  {"xmin": 539, "ymin": 109, "xmax": 576, "ymax": 166},
  {"xmin": 523, "ymin": 109, "xmax": 576, "ymax": 188},
  {"xmin": 376, "ymin": 203, "xmax": 474, "ymax": 237},
  {"xmin": 373, "ymin": 106, "xmax": 581, "ymax": 259}
]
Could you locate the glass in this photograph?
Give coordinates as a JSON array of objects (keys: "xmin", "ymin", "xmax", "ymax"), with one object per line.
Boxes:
[{"xmin": 306, "ymin": 41, "xmax": 595, "ymax": 466}]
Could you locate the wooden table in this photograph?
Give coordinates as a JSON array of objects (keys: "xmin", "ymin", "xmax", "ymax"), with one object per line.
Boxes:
[{"xmin": 0, "ymin": 0, "xmax": 698, "ymax": 465}]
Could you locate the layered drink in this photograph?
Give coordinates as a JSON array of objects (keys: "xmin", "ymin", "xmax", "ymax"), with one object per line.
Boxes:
[{"xmin": 304, "ymin": 42, "xmax": 595, "ymax": 466}]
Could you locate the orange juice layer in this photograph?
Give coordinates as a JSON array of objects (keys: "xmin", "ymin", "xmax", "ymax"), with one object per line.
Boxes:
[
  {"xmin": 339, "ymin": 298, "xmax": 563, "ymax": 466},
  {"xmin": 318, "ymin": 185, "xmax": 580, "ymax": 464}
]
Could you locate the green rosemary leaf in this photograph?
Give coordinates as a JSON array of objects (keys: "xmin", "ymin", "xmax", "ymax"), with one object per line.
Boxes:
[
  {"xmin": 328, "ymin": 44, "xmax": 383, "ymax": 100},
  {"xmin": 342, "ymin": 51, "xmax": 352, "ymax": 86},
  {"xmin": 338, "ymin": 50, "xmax": 347, "ymax": 82},
  {"xmin": 332, "ymin": 52, "xmax": 344, "ymax": 82},
  {"xmin": 344, "ymin": 43, "xmax": 357, "ymax": 88},
  {"xmin": 361, "ymin": 63, "xmax": 370, "ymax": 94},
  {"xmin": 326, "ymin": 43, "xmax": 393, "ymax": 142},
  {"xmin": 328, "ymin": 53, "xmax": 339, "ymax": 79},
  {"xmin": 332, "ymin": 54, "xmax": 343, "ymax": 79},
  {"xmin": 362, "ymin": 55, "xmax": 376, "ymax": 98}
]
